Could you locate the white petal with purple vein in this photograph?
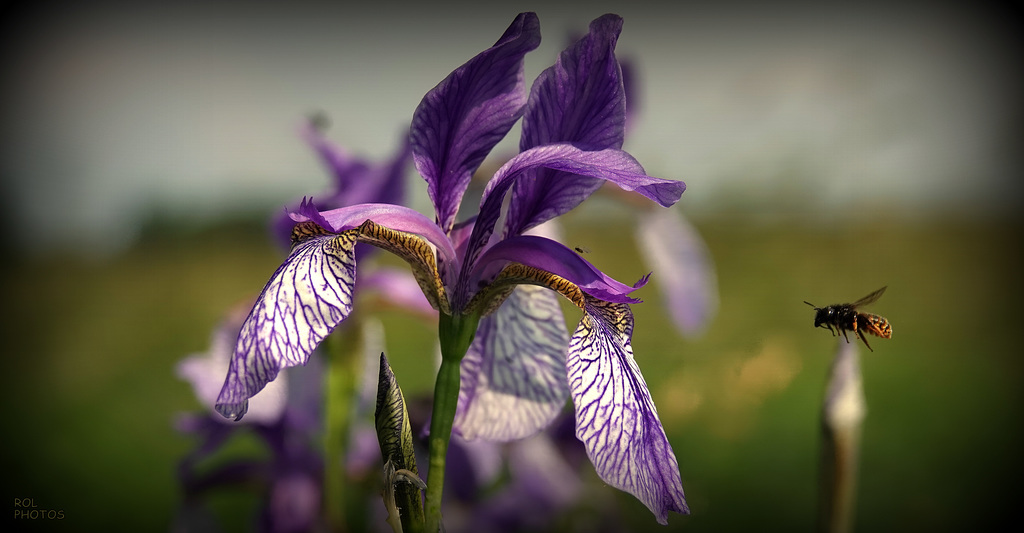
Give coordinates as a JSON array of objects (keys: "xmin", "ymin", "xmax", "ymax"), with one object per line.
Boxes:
[
  {"xmin": 567, "ymin": 298, "xmax": 689, "ymax": 523},
  {"xmin": 216, "ymin": 233, "xmax": 357, "ymax": 420},
  {"xmin": 454, "ymin": 286, "xmax": 570, "ymax": 441}
]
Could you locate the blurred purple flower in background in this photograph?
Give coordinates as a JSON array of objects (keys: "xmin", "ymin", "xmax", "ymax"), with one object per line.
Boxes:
[
  {"xmin": 636, "ymin": 206, "xmax": 718, "ymax": 335},
  {"xmin": 176, "ymin": 120, "xmax": 419, "ymax": 531},
  {"xmin": 176, "ymin": 303, "xmax": 324, "ymax": 533},
  {"xmin": 443, "ymin": 416, "xmax": 627, "ymax": 533},
  {"xmin": 272, "ymin": 116, "xmax": 411, "ymax": 250}
]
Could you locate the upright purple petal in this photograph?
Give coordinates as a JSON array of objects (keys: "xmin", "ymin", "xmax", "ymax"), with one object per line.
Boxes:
[
  {"xmin": 506, "ymin": 14, "xmax": 627, "ymax": 237},
  {"xmin": 461, "ymin": 144, "xmax": 684, "ymax": 282},
  {"xmin": 216, "ymin": 232, "xmax": 358, "ymax": 420},
  {"xmin": 636, "ymin": 208, "xmax": 718, "ymax": 336},
  {"xmin": 370, "ymin": 137, "xmax": 413, "ymax": 208},
  {"xmin": 454, "ymin": 285, "xmax": 570, "ymax": 441},
  {"xmin": 300, "ymin": 117, "xmax": 364, "ymax": 202},
  {"xmin": 520, "ymin": 14, "xmax": 625, "ymax": 152},
  {"xmin": 620, "ymin": 57, "xmax": 641, "ymax": 133},
  {"xmin": 567, "ymin": 297, "xmax": 689, "ymax": 523},
  {"xmin": 410, "ymin": 12, "xmax": 541, "ymax": 234},
  {"xmin": 302, "ymin": 120, "xmax": 411, "ymax": 209}
]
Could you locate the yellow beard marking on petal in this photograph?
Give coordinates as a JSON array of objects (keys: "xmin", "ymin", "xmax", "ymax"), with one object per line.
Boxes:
[
  {"xmin": 356, "ymin": 219, "xmax": 451, "ymax": 315},
  {"xmin": 467, "ymin": 262, "xmax": 586, "ymax": 317},
  {"xmin": 583, "ymin": 297, "xmax": 632, "ymax": 337},
  {"xmin": 291, "ymin": 221, "xmax": 333, "ymax": 247}
]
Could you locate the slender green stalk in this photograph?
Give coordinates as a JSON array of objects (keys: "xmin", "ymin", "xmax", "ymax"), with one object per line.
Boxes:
[
  {"xmin": 423, "ymin": 313, "xmax": 480, "ymax": 533},
  {"xmin": 324, "ymin": 326, "xmax": 360, "ymax": 532}
]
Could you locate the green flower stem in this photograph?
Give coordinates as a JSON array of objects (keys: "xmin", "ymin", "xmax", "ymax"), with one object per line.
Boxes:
[
  {"xmin": 324, "ymin": 325, "xmax": 360, "ymax": 532},
  {"xmin": 424, "ymin": 312, "xmax": 480, "ymax": 533}
]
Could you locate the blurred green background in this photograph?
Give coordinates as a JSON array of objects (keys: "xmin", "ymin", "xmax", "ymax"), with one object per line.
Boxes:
[{"xmin": 3, "ymin": 205, "xmax": 1020, "ymax": 531}]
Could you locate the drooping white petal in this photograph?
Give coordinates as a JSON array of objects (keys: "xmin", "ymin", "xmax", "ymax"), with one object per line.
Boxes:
[
  {"xmin": 216, "ymin": 232, "xmax": 358, "ymax": 420},
  {"xmin": 454, "ymin": 285, "xmax": 570, "ymax": 441},
  {"xmin": 567, "ymin": 297, "xmax": 689, "ymax": 523},
  {"xmin": 178, "ymin": 302, "xmax": 288, "ymax": 425}
]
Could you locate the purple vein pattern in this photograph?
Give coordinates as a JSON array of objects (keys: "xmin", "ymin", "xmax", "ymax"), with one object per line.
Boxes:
[
  {"xmin": 410, "ymin": 13, "xmax": 540, "ymax": 234},
  {"xmin": 567, "ymin": 297, "xmax": 689, "ymax": 524},
  {"xmin": 454, "ymin": 285, "xmax": 570, "ymax": 441},
  {"xmin": 506, "ymin": 14, "xmax": 626, "ymax": 238},
  {"xmin": 217, "ymin": 233, "xmax": 357, "ymax": 420}
]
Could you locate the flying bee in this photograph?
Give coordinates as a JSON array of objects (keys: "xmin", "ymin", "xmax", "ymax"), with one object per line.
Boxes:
[
  {"xmin": 804, "ymin": 286, "xmax": 892, "ymax": 351},
  {"xmin": 574, "ymin": 246, "xmax": 591, "ymax": 254}
]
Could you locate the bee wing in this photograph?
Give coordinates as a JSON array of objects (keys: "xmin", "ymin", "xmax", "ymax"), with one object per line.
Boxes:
[{"xmin": 852, "ymin": 286, "xmax": 886, "ymax": 308}]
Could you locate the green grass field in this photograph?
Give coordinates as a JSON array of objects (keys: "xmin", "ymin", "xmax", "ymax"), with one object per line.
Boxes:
[{"xmin": 3, "ymin": 210, "xmax": 1020, "ymax": 531}]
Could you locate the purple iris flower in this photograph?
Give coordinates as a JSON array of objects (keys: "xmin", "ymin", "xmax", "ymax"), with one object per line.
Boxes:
[
  {"xmin": 215, "ymin": 12, "xmax": 688, "ymax": 523},
  {"xmin": 176, "ymin": 303, "xmax": 325, "ymax": 533}
]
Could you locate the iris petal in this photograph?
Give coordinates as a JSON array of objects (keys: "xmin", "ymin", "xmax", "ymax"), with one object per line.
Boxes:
[
  {"xmin": 273, "ymin": 125, "xmax": 411, "ymax": 249},
  {"xmin": 636, "ymin": 208, "xmax": 718, "ymax": 336},
  {"xmin": 410, "ymin": 12, "xmax": 541, "ymax": 234},
  {"xmin": 567, "ymin": 297, "xmax": 689, "ymax": 523},
  {"xmin": 292, "ymin": 202, "xmax": 458, "ymax": 270},
  {"xmin": 454, "ymin": 286, "xmax": 570, "ymax": 441},
  {"xmin": 468, "ymin": 235, "xmax": 646, "ymax": 306},
  {"xmin": 179, "ymin": 302, "xmax": 288, "ymax": 425},
  {"xmin": 302, "ymin": 121, "xmax": 410, "ymax": 209},
  {"xmin": 360, "ymin": 267, "xmax": 437, "ymax": 317},
  {"xmin": 300, "ymin": 119, "xmax": 364, "ymax": 202},
  {"xmin": 215, "ymin": 232, "xmax": 358, "ymax": 420},
  {"xmin": 507, "ymin": 14, "xmax": 628, "ymax": 236},
  {"xmin": 464, "ymin": 144, "xmax": 684, "ymax": 274}
]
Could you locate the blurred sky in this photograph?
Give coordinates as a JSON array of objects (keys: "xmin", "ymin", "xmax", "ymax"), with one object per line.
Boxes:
[{"xmin": 1, "ymin": 0, "xmax": 1021, "ymax": 253}]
